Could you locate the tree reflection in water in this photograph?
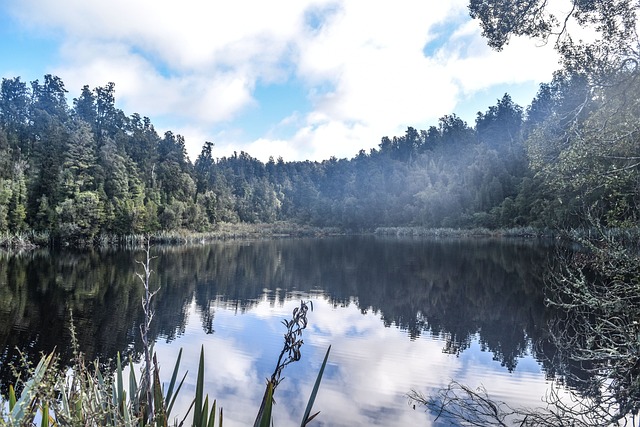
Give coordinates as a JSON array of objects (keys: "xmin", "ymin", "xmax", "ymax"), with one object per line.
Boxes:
[{"xmin": 0, "ymin": 237, "xmax": 559, "ymax": 400}]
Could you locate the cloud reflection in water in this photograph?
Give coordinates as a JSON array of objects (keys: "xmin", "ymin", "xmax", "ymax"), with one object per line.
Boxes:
[{"xmin": 150, "ymin": 295, "xmax": 549, "ymax": 427}]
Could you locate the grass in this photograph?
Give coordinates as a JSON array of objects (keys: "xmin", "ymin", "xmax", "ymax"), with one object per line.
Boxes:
[
  {"xmin": 374, "ymin": 226, "xmax": 555, "ymax": 238},
  {"xmin": 0, "ymin": 231, "xmax": 49, "ymax": 249}
]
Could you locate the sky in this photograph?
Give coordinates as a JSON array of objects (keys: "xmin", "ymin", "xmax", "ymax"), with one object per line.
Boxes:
[{"xmin": 0, "ymin": 0, "xmax": 563, "ymax": 163}]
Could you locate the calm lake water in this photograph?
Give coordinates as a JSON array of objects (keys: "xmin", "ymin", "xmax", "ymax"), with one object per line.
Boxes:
[{"xmin": 0, "ymin": 236, "xmax": 561, "ymax": 426}]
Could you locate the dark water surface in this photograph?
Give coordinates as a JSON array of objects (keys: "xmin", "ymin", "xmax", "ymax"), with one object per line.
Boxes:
[{"xmin": 0, "ymin": 236, "xmax": 559, "ymax": 426}]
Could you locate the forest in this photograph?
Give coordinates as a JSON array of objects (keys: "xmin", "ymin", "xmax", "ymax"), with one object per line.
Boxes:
[
  {"xmin": 0, "ymin": 71, "xmax": 636, "ymax": 247},
  {"xmin": 0, "ymin": 6, "xmax": 639, "ymax": 247}
]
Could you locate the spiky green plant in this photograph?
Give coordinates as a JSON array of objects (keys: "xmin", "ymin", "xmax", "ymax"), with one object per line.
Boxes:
[{"xmin": 4, "ymin": 352, "xmax": 56, "ymax": 426}]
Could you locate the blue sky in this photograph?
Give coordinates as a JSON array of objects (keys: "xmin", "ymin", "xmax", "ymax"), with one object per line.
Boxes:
[{"xmin": 1, "ymin": 0, "xmax": 561, "ymax": 162}]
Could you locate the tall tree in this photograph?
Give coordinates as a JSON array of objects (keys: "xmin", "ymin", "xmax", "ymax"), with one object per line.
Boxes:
[
  {"xmin": 7, "ymin": 160, "xmax": 28, "ymax": 232},
  {"xmin": 94, "ymin": 82, "xmax": 125, "ymax": 142},
  {"xmin": 73, "ymin": 85, "xmax": 97, "ymax": 126},
  {"xmin": 194, "ymin": 141, "xmax": 215, "ymax": 198},
  {"xmin": 31, "ymin": 74, "xmax": 68, "ymax": 120},
  {"xmin": 475, "ymin": 93, "xmax": 523, "ymax": 150},
  {"xmin": 0, "ymin": 77, "xmax": 30, "ymax": 136},
  {"xmin": 61, "ymin": 120, "xmax": 97, "ymax": 197},
  {"xmin": 126, "ymin": 113, "xmax": 160, "ymax": 186}
]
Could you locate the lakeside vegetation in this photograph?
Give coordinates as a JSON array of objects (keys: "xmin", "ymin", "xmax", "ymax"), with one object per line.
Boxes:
[
  {"xmin": 0, "ymin": 223, "xmax": 342, "ymax": 250},
  {"xmin": 405, "ymin": 0, "xmax": 640, "ymax": 425}
]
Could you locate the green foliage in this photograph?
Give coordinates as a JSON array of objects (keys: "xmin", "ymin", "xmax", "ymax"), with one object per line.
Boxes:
[
  {"xmin": 7, "ymin": 352, "xmax": 55, "ymax": 425},
  {"xmin": 0, "ymin": 67, "xmax": 636, "ymax": 245},
  {"xmin": 56, "ymin": 191, "xmax": 104, "ymax": 245},
  {"xmin": 300, "ymin": 345, "xmax": 331, "ymax": 426},
  {"xmin": 468, "ymin": 0, "xmax": 639, "ymax": 80},
  {"xmin": 526, "ymin": 72, "xmax": 640, "ymax": 227}
]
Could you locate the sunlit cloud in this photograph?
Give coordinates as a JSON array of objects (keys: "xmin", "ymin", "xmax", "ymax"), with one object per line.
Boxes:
[{"xmin": 4, "ymin": 0, "xmax": 562, "ymax": 162}]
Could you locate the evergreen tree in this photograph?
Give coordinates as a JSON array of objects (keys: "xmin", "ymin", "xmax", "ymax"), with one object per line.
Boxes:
[
  {"xmin": 73, "ymin": 85, "xmax": 98, "ymax": 126},
  {"xmin": 8, "ymin": 160, "xmax": 28, "ymax": 232},
  {"xmin": 194, "ymin": 141, "xmax": 215, "ymax": 198},
  {"xmin": 0, "ymin": 77, "xmax": 30, "ymax": 138},
  {"xmin": 31, "ymin": 74, "xmax": 68, "ymax": 120}
]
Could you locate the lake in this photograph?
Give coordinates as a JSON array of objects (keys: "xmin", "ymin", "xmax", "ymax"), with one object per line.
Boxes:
[{"xmin": 0, "ymin": 236, "xmax": 561, "ymax": 426}]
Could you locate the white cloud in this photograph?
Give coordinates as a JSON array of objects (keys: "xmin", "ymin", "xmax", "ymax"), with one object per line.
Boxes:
[
  {"xmin": 438, "ymin": 20, "xmax": 560, "ymax": 94},
  {"xmin": 6, "ymin": 0, "xmax": 562, "ymax": 162},
  {"xmin": 274, "ymin": 0, "xmax": 559, "ymax": 161}
]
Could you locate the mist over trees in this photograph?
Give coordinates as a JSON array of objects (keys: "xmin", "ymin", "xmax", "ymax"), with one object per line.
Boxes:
[
  {"xmin": 401, "ymin": 2, "xmax": 640, "ymax": 425},
  {"xmin": 0, "ymin": 60, "xmax": 637, "ymax": 245}
]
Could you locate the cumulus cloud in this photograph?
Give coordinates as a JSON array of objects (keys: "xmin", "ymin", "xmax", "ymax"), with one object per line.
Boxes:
[{"xmin": 5, "ymin": 0, "xmax": 561, "ymax": 162}]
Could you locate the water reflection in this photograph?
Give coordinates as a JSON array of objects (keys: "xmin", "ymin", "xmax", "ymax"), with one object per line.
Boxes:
[
  {"xmin": 0, "ymin": 237, "xmax": 557, "ymax": 425},
  {"xmin": 149, "ymin": 297, "xmax": 551, "ymax": 426}
]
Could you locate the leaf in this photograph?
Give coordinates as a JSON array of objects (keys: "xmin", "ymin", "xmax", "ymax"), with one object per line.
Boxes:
[
  {"xmin": 300, "ymin": 345, "xmax": 331, "ymax": 426},
  {"xmin": 166, "ymin": 371, "xmax": 188, "ymax": 418},
  {"xmin": 254, "ymin": 381, "xmax": 274, "ymax": 427},
  {"xmin": 129, "ymin": 357, "xmax": 139, "ymax": 413},
  {"xmin": 207, "ymin": 400, "xmax": 217, "ymax": 427},
  {"xmin": 153, "ymin": 356, "xmax": 166, "ymax": 427},
  {"xmin": 165, "ymin": 348, "xmax": 187, "ymax": 418},
  {"xmin": 8, "ymin": 384, "xmax": 16, "ymax": 411},
  {"xmin": 116, "ymin": 352, "xmax": 125, "ymax": 414},
  {"xmin": 40, "ymin": 403, "xmax": 49, "ymax": 427},
  {"xmin": 200, "ymin": 396, "xmax": 209, "ymax": 427},
  {"xmin": 11, "ymin": 352, "xmax": 55, "ymax": 422},
  {"xmin": 194, "ymin": 345, "xmax": 205, "ymax": 426}
]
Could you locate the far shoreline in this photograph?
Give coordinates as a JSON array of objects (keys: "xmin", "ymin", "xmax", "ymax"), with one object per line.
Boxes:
[{"xmin": 4, "ymin": 222, "xmax": 637, "ymax": 252}]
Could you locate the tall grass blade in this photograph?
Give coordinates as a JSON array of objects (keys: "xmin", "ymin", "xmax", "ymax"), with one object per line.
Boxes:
[
  {"xmin": 201, "ymin": 396, "xmax": 209, "ymax": 427},
  {"xmin": 165, "ymin": 348, "xmax": 187, "ymax": 418},
  {"xmin": 8, "ymin": 384, "xmax": 16, "ymax": 411},
  {"xmin": 165, "ymin": 348, "xmax": 182, "ymax": 404},
  {"xmin": 166, "ymin": 370, "xmax": 188, "ymax": 419},
  {"xmin": 40, "ymin": 403, "xmax": 49, "ymax": 427},
  {"xmin": 116, "ymin": 352, "xmax": 125, "ymax": 414},
  {"xmin": 129, "ymin": 357, "xmax": 139, "ymax": 415},
  {"xmin": 194, "ymin": 345, "xmax": 205, "ymax": 426},
  {"xmin": 207, "ymin": 400, "xmax": 217, "ymax": 427},
  {"xmin": 254, "ymin": 381, "xmax": 274, "ymax": 427},
  {"xmin": 153, "ymin": 359, "xmax": 166, "ymax": 427},
  {"xmin": 96, "ymin": 363, "xmax": 108, "ymax": 413},
  {"xmin": 300, "ymin": 345, "xmax": 331, "ymax": 426}
]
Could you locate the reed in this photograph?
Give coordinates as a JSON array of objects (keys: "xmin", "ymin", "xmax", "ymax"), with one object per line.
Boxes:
[{"xmin": 374, "ymin": 226, "xmax": 555, "ymax": 238}]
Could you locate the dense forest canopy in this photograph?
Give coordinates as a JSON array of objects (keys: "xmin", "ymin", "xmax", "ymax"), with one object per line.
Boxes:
[
  {"xmin": 0, "ymin": 69, "xmax": 637, "ymax": 245},
  {"xmin": 0, "ymin": 1, "xmax": 638, "ymax": 245}
]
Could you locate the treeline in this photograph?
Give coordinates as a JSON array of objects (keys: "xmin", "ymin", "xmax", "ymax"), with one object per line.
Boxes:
[{"xmin": 0, "ymin": 70, "xmax": 638, "ymax": 245}]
